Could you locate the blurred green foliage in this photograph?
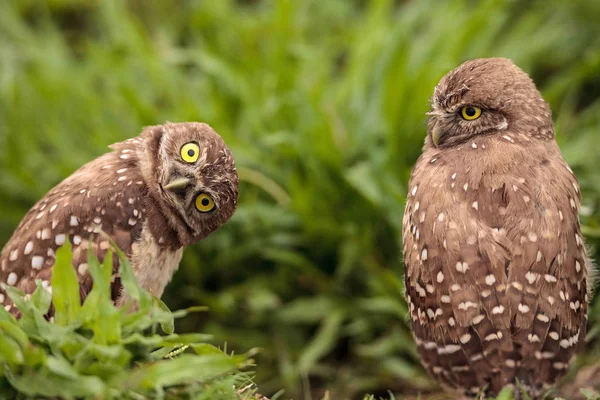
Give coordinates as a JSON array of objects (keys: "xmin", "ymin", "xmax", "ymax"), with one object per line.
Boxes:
[
  {"xmin": 0, "ymin": 240, "xmax": 256, "ymax": 399},
  {"xmin": 0, "ymin": 0, "xmax": 599, "ymax": 399}
]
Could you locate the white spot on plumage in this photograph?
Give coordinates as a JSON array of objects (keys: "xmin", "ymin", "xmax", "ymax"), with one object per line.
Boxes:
[
  {"xmin": 471, "ymin": 142, "xmax": 477, "ymax": 149},
  {"xmin": 70, "ymin": 216, "xmax": 79, "ymax": 226},
  {"xmin": 528, "ymin": 232, "xmax": 538, "ymax": 242},
  {"xmin": 55, "ymin": 234, "xmax": 66, "ymax": 246},
  {"xmin": 525, "ymin": 272, "xmax": 538, "ymax": 284},
  {"xmin": 463, "ymin": 183, "xmax": 469, "ymax": 191},
  {"xmin": 7, "ymin": 272, "xmax": 17, "ymax": 285},
  {"xmin": 455, "ymin": 261, "xmax": 468, "ymax": 273},
  {"xmin": 544, "ymin": 274, "xmax": 557, "ymax": 283},
  {"xmin": 128, "ymin": 218, "xmax": 137, "ymax": 226},
  {"xmin": 518, "ymin": 303, "xmax": 530, "ymax": 313},
  {"xmin": 41, "ymin": 228, "xmax": 51, "ymax": 240},
  {"xmin": 570, "ymin": 197, "xmax": 576, "ymax": 209},
  {"xmin": 505, "ymin": 359, "xmax": 516, "ymax": 368},
  {"xmin": 78, "ymin": 263, "xmax": 88, "ymax": 275},
  {"xmin": 528, "ymin": 334, "xmax": 540, "ymax": 343},
  {"xmin": 50, "ymin": 204, "xmax": 58, "ymax": 213},
  {"xmin": 117, "ymin": 168, "xmax": 128, "ymax": 174},
  {"xmin": 536, "ymin": 250, "xmax": 543, "ymax": 262},
  {"xmin": 547, "ymin": 296, "xmax": 555, "ymax": 305},
  {"xmin": 549, "ymin": 331, "xmax": 559, "ymax": 340},
  {"xmin": 24, "ymin": 241, "xmax": 34, "ymax": 255},
  {"xmin": 448, "ymin": 317, "xmax": 456, "ymax": 326},
  {"xmin": 485, "ymin": 274, "xmax": 496, "ymax": 286},
  {"xmin": 458, "ymin": 301, "xmax": 477, "ymax": 310},
  {"xmin": 118, "ymin": 176, "xmax": 127, "ymax": 182},
  {"xmin": 471, "ymin": 201, "xmax": 478, "ymax": 210},
  {"xmin": 441, "ymin": 295, "xmax": 451, "ymax": 303},
  {"xmin": 421, "ymin": 248, "xmax": 428, "ymax": 261},
  {"xmin": 451, "ymin": 173, "xmax": 456, "ymax": 180},
  {"xmin": 436, "ymin": 271, "xmax": 444, "ymax": 283},
  {"xmin": 31, "ymin": 256, "xmax": 44, "ymax": 269},
  {"xmin": 36, "ymin": 211, "xmax": 45, "ymax": 219},
  {"xmin": 9, "ymin": 249, "xmax": 18, "ymax": 261},
  {"xmin": 492, "ymin": 305, "xmax": 505, "ymax": 314},
  {"xmin": 502, "ymin": 135, "xmax": 514, "ymax": 143},
  {"xmin": 460, "ymin": 334, "xmax": 472, "ymax": 343},
  {"xmin": 576, "ymin": 260, "xmax": 581, "ymax": 273}
]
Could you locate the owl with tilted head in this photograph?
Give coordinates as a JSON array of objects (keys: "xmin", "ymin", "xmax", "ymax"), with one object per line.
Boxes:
[
  {"xmin": 0, "ymin": 122, "xmax": 238, "ymax": 316},
  {"xmin": 402, "ymin": 58, "xmax": 593, "ymax": 399}
]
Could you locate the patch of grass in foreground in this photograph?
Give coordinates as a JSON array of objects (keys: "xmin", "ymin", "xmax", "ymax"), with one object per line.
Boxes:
[{"xmin": 0, "ymin": 241, "xmax": 259, "ymax": 399}]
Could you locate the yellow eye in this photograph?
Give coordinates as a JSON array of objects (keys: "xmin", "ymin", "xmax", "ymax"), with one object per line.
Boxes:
[
  {"xmin": 195, "ymin": 193, "xmax": 215, "ymax": 212},
  {"xmin": 460, "ymin": 106, "xmax": 482, "ymax": 120},
  {"xmin": 181, "ymin": 143, "xmax": 200, "ymax": 163}
]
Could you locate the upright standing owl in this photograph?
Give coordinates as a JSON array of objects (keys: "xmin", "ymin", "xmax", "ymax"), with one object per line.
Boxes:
[
  {"xmin": 402, "ymin": 58, "xmax": 592, "ymax": 398},
  {"xmin": 0, "ymin": 122, "xmax": 238, "ymax": 315}
]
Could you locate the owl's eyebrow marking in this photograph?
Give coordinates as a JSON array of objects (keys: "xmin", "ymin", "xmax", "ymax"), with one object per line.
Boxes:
[{"xmin": 441, "ymin": 84, "xmax": 471, "ymax": 108}]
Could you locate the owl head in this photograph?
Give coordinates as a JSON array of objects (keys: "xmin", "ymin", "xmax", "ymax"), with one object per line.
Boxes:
[
  {"xmin": 141, "ymin": 122, "xmax": 239, "ymax": 246},
  {"xmin": 426, "ymin": 57, "xmax": 554, "ymax": 148}
]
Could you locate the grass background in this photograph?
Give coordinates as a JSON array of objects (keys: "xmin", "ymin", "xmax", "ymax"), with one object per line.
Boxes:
[{"xmin": 0, "ymin": 0, "xmax": 599, "ymax": 398}]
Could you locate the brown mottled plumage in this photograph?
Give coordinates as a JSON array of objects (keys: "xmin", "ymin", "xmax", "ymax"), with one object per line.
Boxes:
[
  {"xmin": 0, "ymin": 122, "xmax": 238, "ymax": 315},
  {"xmin": 402, "ymin": 58, "xmax": 592, "ymax": 398}
]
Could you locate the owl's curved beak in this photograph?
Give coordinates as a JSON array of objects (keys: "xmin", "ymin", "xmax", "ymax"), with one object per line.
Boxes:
[{"xmin": 163, "ymin": 177, "xmax": 192, "ymax": 192}]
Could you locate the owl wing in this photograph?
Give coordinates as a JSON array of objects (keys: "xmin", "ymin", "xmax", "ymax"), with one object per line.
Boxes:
[
  {"xmin": 504, "ymin": 154, "xmax": 589, "ymax": 387},
  {"xmin": 0, "ymin": 138, "xmax": 146, "ymax": 316},
  {"xmin": 403, "ymin": 153, "xmax": 516, "ymax": 394}
]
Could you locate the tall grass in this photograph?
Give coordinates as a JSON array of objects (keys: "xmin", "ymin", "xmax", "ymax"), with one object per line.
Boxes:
[{"xmin": 0, "ymin": 0, "xmax": 599, "ymax": 398}]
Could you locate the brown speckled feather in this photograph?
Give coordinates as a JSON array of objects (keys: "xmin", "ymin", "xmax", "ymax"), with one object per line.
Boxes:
[
  {"xmin": 402, "ymin": 58, "xmax": 591, "ymax": 398},
  {"xmin": 0, "ymin": 122, "xmax": 238, "ymax": 317}
]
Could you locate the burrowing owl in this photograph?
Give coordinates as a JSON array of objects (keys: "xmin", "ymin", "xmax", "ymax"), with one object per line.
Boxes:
[
  {"xmin": 402, "ymin": 58, "xmax": 591, "ymax": 398},
  {"xmin": 0, "ymin": 122, "xmax": 238, "ymax": 315}
]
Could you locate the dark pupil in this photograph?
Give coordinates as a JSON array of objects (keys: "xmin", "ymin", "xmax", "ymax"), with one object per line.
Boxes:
[
  {"xmin": 187, "ymin": 149, "xmax": 195, "ymax": 157},
  {"xmin": 201, "ymin": 197, "xmax": 210, "ymax": 206},
  {"xmin": 465, "ymin": 107, "xmax": 476, "ymax": 117}
]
